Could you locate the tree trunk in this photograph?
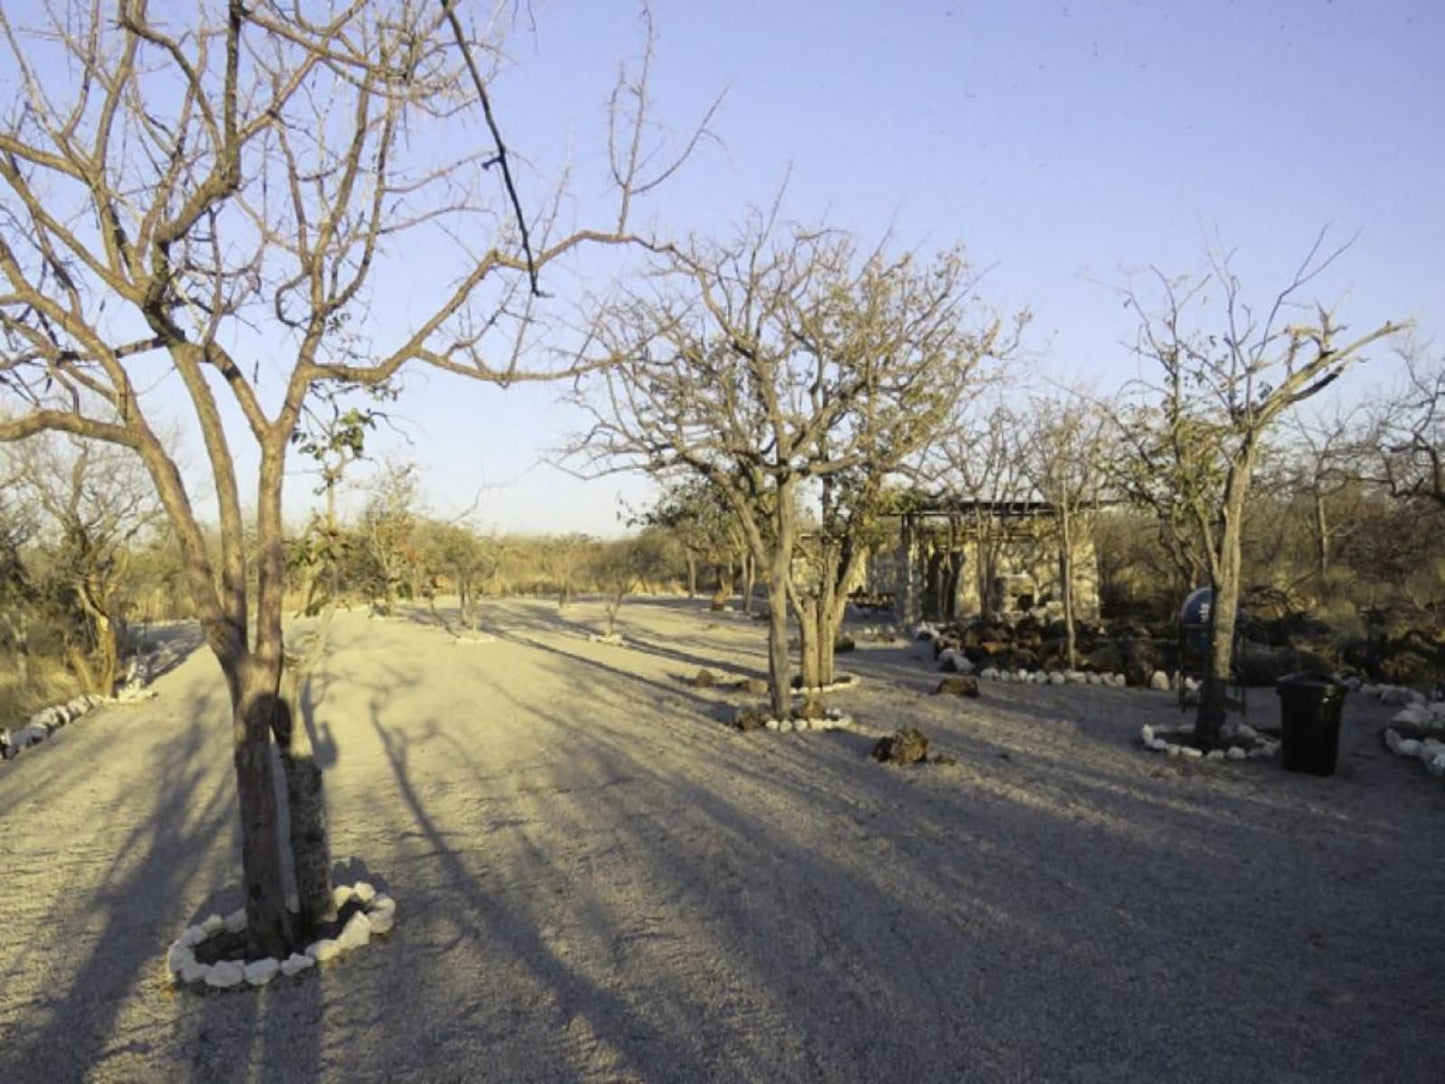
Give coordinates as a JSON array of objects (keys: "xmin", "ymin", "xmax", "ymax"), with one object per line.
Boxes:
[
  {"xmin": 1195, "ymin": 471, "xmax": 1250, "ymax": 749},
  {"xmin": 1060, "ymin": 512, "xmax": 1076, "ymax": 670},
  {"xmin": 741, "ymin": 553, "xmax": 756, "ymax": 615},
  {"xmin": 685, "ymin": 554, "xmax": 697, "ymax": 597},
  {"xmin": 765, "ymin": 498, "xmax": 796, "ymax": 719},
  {"xmin": 277, "ymin": 662, "xmax": 336, "ymax": 941},
  {"xmin": 1314, "ymin": 492, "xmax": 1329, "ymax": 583},
  {"xmin": 233, "ymin": 658, "xmax": 294, "ymax": 958},
  {"xmin": 797, "ymin": 593, "xmax": 821, "ymax": 691}
]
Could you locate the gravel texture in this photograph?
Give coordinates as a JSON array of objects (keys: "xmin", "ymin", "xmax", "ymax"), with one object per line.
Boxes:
[{"xmin": 1, "ymin": 597, "xmax": 1442, "ymax": 1083}]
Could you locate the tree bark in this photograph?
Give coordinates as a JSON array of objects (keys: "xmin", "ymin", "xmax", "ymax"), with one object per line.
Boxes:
[
  {"xmin": 1195, "ymin": 458, "xmax": 1251, "ymax": 748},
  {"xmin": 764, "ymin": 494, "xmax": 796, "ymax": 719},
  {"xmin": 233, "ymin": 659, "xmax": 294, "ymax": 959},
  {"xmin": 278, "ymin": 660, "xmax": 335, "ymax": 940},
  {"xmin": 741, "ymin": 553, "xmax": 755, "ymax": 615},
  {"xmin": 1059, "ymin": 510, "xmax": 1076, "ymax": 670},
  {"xmin": 685, "ymin": 554, "xmax": 697, "ymax": 597}
]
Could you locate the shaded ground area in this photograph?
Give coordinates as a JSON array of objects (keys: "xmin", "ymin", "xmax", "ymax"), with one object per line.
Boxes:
[{"xmin": 1, "ymin": 596, "xmax": 1442, "ymax": 1083}]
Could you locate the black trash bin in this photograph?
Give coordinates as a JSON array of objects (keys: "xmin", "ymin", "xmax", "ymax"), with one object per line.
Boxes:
[{"xmin": 1276, "ymin": 672, "xmax": 1347, "ymax": 776}]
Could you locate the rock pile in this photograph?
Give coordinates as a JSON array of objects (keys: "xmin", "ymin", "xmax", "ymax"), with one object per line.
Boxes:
[
  {"xmin": 2, "ymin": 693, "xmax": 110, "ymax": 763},
  {"xmin": 733, "ymin": 704, "xmax": 856, "ymax": 733},
  {"xmin": 166, "ymin": 882, "xmax": 397, "ymax": 992},
  {"xmin": 1379, "ymin": 695, "xmax": 1445, "ymax": 782},
  {"xmin": 1137, "ymin": 721, "xmax": 1278, "ymax": 762}
]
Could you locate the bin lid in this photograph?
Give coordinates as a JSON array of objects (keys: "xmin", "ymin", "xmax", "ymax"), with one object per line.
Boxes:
[{"xmin": 1275, "ymin": 671, "xmax": 1346, "ymax": 689}]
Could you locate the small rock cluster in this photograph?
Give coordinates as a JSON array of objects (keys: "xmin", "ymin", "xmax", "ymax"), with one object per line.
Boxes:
[
  {"xmin": 733, "ymin": 705, "xmax": 856, "ymax": 733},
  {"xmin": 167, "ymin": 882, "xmax": 397, "ymax": 991},
  {"xmin": 2, "ymin": 693, "xmax": 112, "ymax": 763},
  {"xmin": 1138, "ymin": 721, "xmax": 1279, "ymax": 762},
  {"xmin": 870, "ymin": 725, "xmax": 957, "ymax": 767},
  {"xmin": 1380, "ymin": 695, "xmax": 1445, "ymax": 781},
  {"xmin": 933, "ymin": 643, "xmax": 1198, "ymax": 693}
]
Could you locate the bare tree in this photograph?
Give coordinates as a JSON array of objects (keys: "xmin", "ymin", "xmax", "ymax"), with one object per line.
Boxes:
[
  {"xmin": 1364, "ymin": 339, "xmax": 1445, "ymax": 509},
  {"xmin": 927, "ymin": 398, "xmax": 1032, "ymax": 622},
  {"xmin": 0, "ymin": 2, "xmax": 704, "ymax": 955},
  {"xmin": 4, "ymin": 435, "xmax": 161, "ymax": 694},
  {"xmin": 1018, "ymin": 394, "xmax": 1110, "ymax": 668},
  {"xmin": 1116, "ymin": 233, "xmax": 1406, "ymax": 747},
  {"xmin": 569, "ymin": 213, "xmax": 1012, "ymax": 715}
]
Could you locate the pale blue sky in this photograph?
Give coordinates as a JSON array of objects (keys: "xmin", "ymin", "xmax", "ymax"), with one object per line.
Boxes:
[
  {"xmin": 360, "ymin": 0, "xmax": 1441, "ymax": 535},
  {"xmin": 33, "ymin": 0, "xmax": 1431, "ymax": 535}
]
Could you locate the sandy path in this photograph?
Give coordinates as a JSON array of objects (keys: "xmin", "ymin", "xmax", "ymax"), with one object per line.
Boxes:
[{"xmin": 1, "ymin": 597, "xmax": 1442, "ymax": 1083}]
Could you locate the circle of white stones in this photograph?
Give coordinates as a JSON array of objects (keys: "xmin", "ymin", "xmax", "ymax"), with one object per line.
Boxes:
[{"xmin": 165, "ymin": 882, "xmax": 396, "ymax": 991}]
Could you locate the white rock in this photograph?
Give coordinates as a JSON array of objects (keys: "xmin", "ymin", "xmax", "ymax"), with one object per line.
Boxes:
[
  {"xmin": 1226, "ymin": 746, "xmax": 1247, "ymax": 761},
  {"xmin": 1422, "ymin": 738, "xmax": 1445, "ymax": 759},
  {"xmin": 1184, "ymin": 677, "xmax": 1201, "ymax": 693},
  {"xmin": 367, "ymin": 907, "xmax": 395, "ymax": 936},
  {"xmin": 1146, "ymin": 737, "xmax": 1168, "ymax": 752},
  {"xmin": 980, "ymin": 667, "xmax": 999, "ymax": 681},
  {"xmin": 280, "ymin": 953, "xmax": 315, "ymax": 977},
  {"xmin": 1085, "ymin": 672, "xmax": 1101, "ymax": 685},
  {"xmin": 1396, "ymin": 739, "xmax": 1422, "ymax": 757},
  {"xmin": 1149, "ymin": 670, "xmax": 1170, "ymax": 691},
  {"xmin": 1384, "ymin": 729, "xmax": 1403, "ymax": 754},
  {"xmin": 352, "ymin": 881, "xmax": 377, "ymax": 904},
  {"xmin": 764, "ymin": 719, "xmax": 780, "ymax": 731},
  {"xmin": 1049, "ymin": 671, "xmax": 1066, "ymax": 686},
  {"xmin": 332, "ymin": 885, "xmax": 354, "ymax": 910},
  {"xmin": 204, "ymin": 961, "xmax": 246, "ymax": 989},
  {"xmin": 1392, "ymin": 705, "xmax": 1431, "ymax": 726},
  {"xmin": 1206, "ymin": 749, "xmax": 1225, "ymax": 761},
  {"xmin": 370, "ymin": 894, "xmax": 396, "ymax": 916},
  {"xmin": 180, "ymin": 958, "xmax": 208, "ymax": 984},
  {"xmin": 307, "ymin": 938, "xmax": 342, "ymax": 963},
  {"xmin": 223, "ymin": 908, "xmax": 247, "ymax": 933},
  {"xmin": 244, "ymin": 958, "xmax": 281, "ymax": 986},
  {"xmin": 1141, "ymin": 724, "xmax": 1155, "ymax": 742},
  {"xmin": 1428, "ymin": 753, "xmax": 1445, "ymax": 778},
  {"xmin": 66, "ymin": 697, "xmax": 89, "ymax": 717},
  {"xmin": 1166, "ymin": 744, "xmax": 1182, "ymax": 757},
  {"xmin": 1261, "ymin": 741, "xmax": 1280, "ymax": 756},
  {"xmin": 199, "ymin": 914, "xmax": 225, "ymax": 938},
  {"xmin": 1066, "ymin": 671, "xmax": 1087, "ymax": 684},
  {"xmin": 1180, "ymin": 746, "xmax": 1203, "ymax": 759},
  {"xmin": 1235, "ymin": 723, "xmax": 1259, "ymax": 742},
  {"xmin": 180, "ymin": 924, "xmax": 207, "ymax": 947},
  {"xmin": 167, "ymin": 942, "xmax": 196, "ymax": 974},
  {"xmin": 336, "ymin": 913, "xmax": 372, "ymax": 953}
]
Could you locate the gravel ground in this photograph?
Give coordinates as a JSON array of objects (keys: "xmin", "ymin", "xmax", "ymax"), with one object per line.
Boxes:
[{"xmin": 1, "ymin": 597, "xmax": 1442, "ymax": 1083}]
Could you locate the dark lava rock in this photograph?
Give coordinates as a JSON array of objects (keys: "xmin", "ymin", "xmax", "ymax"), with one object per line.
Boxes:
[
  {"xmin": 735, "ymin": 677, "xmax": 770, "ymax": 695},
  {"xmin": 935, "ymin": 676, "xmax": 980, "ymax": 697},
  {"xmin": 734, "ymin": 707, "xmax": 770, "ymax": 732},
  {"xmin": 871, "ymin": 726, "xmax": 930, "ymax": 766},
  {"xmin": 690, "ymin": 668, "xmax": 717, "ymax": 688},
  {"xmin": 834, "ymin": 636, "xmax": 856, "ymax": 654}
]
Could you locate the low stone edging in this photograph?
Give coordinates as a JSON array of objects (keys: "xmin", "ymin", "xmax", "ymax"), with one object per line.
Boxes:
[
  {"xmin": 1137, "ymin": 722, "xmax": 1279, "ymax": 762},
  {"xmin": 166, "ymin": 882, "xmax": 397, "ymax": 991},
  {"xmin": 0, "ymin": 688, "xmax": 156, "ymax": 763}
]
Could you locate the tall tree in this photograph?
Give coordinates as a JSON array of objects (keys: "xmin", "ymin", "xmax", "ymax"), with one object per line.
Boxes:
[
  {"xmin": 1116, "ymin": 234, "xmax": 1406, "ymax": 747},
  {"xmin": 0, "ymin": 1, "xmax": 703, "ymax": 954},
  {"xmin": 570, "ymin": 214, "xmax": 1012, "ymax": 715},
  {"xmin": 1019, "ymin": 394, "xmax": 1110, "ymax": 668}
]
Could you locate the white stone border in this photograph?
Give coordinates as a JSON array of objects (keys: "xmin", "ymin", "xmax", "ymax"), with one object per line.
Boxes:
[
  {"xmin": 734, "ymin": 705, "xmax": 856, "ymax": 733},
  {"xmin": 1137, "ymin": 723, "xmax": 1278, "ymax": 762},
  {"xmin": 0, "ymin": 691, "xmax": 153, "ymax": 764},
  {"xmin": 166, "ymin": 882, "xmax": 397, "ymax": 991},
  {"xmin": 1375, "ymin": 696, "xmax": 1445, "ymax": 780},
  {"xmin": 792, "ymin": 673, "xmax": 861, "ymax": 696}
]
